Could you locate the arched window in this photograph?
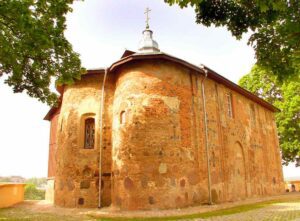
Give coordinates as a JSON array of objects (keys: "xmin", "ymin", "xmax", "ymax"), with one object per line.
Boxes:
[
  {"xmin": 84, "ymin": 118, "xmax": 95, "ymax": 149},
  {"xmin": 120, "ymin": 111, "xmax": 126, "ymax": 125}
]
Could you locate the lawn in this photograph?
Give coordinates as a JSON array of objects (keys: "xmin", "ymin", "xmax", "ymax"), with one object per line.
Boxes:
[
  {"xmin": 0, "ymin": 207, "xmax": 84, "ymax": 221},
  {"xmin": 0, "ymin": 198, "xmax": 299, "ymax": 221},
  {"xmin": 94, "ymin": 198, "xmax": 300, "ymax": 221}
]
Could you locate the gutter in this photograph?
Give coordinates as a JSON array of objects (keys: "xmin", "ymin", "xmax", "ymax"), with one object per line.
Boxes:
[
  {"xmin": 98, "ymin": 68, "xmax": 108, "ymax": 208},
  {"xmin": 200, "ymin": 65, "xmax": 213, "ymax": 205}
]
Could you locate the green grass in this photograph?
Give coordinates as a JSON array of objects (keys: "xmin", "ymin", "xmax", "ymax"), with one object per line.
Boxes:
[
  {"xmin": 0, "ymin": 198, "xmax": 299, "ymax": 221},
  {"xmin": 94, "ymin": 199, "xmax": 300, "ymax": 221}
]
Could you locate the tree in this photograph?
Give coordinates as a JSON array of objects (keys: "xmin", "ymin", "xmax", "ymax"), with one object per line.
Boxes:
[
  {"xmin": 24, "ymin": 183, "xmax": 45, "ymax": 200},
  {"xmin": 164, "ymin": 0, "xmax": 300, "ymax": 81},
  {"xmin": 0, "ymin": 177, "xmax": 11, "ymax": 182},
  {"xmin": 26, "ymin": 177, "xmax": 47, "ymax": 187},
  {"xmin": 239, "ymin": 65, "xmax": 300, "ymax": 165},
  {"xmin": 0, "ymin": 0, "xmax": 84, "ymax": 106}
]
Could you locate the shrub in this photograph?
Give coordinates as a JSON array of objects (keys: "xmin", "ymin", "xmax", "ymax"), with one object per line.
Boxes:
[{"xmin": 24, "ymin": 184, "xmax": 45, "ymax": 200}]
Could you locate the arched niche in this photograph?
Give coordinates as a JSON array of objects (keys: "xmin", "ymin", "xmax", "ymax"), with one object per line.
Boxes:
[{"xmin": 229, "ymin": 141, "xmax": 247, "ymax": 200}]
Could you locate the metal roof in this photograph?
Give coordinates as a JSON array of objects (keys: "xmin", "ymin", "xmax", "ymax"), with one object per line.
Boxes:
[{"xmin": 44, "ymin": 50, "xmax": 279, "ymax": 121}]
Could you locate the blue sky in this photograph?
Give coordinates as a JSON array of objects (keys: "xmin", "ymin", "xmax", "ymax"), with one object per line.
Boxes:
[{"xmin": 0, "ymin": 0, "xmax": 299, "ymax": 178}]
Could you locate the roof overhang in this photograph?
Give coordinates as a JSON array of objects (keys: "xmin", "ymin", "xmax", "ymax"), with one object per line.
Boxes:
[
  {"xmin": 108, "ymin": 52, "xmax": 279, "ymax": 112},
  {"xmin": 121, "ymin": 49, "xmax": 136, "ymax": 58},
  {"xmin": 44, "ymin": 51, "xmax": 279, "ymax": 121},
  {"xmin": 43, "ymin": 69, "xmax": 105, "ymax": 121},
  {"xmin": 44, "ymin": 106, "xmax": 60, "ymax": 121}
]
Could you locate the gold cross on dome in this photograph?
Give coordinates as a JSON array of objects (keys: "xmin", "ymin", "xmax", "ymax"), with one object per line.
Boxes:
[{"xmin": 145, "ymin": 7, "xmax": 151, "ymax": 29}]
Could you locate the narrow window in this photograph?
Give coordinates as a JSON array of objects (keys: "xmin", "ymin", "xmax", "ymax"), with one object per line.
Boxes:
[
  {"xmin": 84, "ymin": 118, "xmax": 95, "ymax": 149},
  {"xmin": 212, "ymin": 151, "xmax": 216, "ymax": 167},
  {"xmin": 120, "ymin": 111, "xmax": 126, "ymax": 125},
  {"xmin": 225, "ymin": 93, "xmax": 233, "ymax": 118},
  {"xmin": 250, "ymin": 104, "xmax": 256, "ymax": 126},
  {"xmin": 60, "ymin": 119, "xmax": 64, "ymax": 132}
]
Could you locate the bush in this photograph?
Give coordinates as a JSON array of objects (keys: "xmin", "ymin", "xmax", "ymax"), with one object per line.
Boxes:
[{"xmin": 24, "ymin": 184, "xmax": 45, "ymax": 200}]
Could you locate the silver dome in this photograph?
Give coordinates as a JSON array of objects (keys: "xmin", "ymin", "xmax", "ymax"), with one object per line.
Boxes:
[{"xmin": 138, "ymin": 29, "xmax": 160, "ymax": 53}]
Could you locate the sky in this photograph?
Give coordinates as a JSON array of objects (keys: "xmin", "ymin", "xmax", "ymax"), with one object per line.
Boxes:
[{"xmin": 0, "ymin": 0, "xmax": 299, "ymax": 178}]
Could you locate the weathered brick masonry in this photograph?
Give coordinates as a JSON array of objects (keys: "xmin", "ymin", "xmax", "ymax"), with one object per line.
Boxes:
[{"xmin": 45, "ymin": 52, "xmax": 284, "ymax": 210}]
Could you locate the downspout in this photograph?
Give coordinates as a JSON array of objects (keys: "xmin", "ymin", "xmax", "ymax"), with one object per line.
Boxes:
[
  {"xmin": 98, "ymin": 68, "xmax": 108, "ymax": 208},
  {"xmin": 200, "ymin": 65, "xmax": 213, "ymax": 205}
]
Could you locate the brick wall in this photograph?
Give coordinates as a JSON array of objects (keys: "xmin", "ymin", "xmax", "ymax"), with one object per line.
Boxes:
[
  {"xmin": 48, "ymin": 110, "xmax": 59, "ymax": 178},
  {"xmin": 52, "ymin": 59, "xmax": 284, "ymax": 209},
  {"xmin": 54, "ymin": 73, "xmax": 113, "ymax": 207}
]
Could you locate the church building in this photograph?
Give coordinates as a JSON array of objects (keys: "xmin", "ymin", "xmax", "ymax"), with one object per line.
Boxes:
[{"xmin": 44, "ymin": 17, "xmax": 284, "ymax": 210}]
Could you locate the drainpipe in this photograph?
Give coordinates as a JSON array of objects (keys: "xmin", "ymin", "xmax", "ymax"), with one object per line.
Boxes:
[
  {"xmin": 200, "ymin": 65, "xmax": 213, "ymax": 205},
  {"xmin": 98, "ymin": 68, "xmax": 108, "ymax": 208}
]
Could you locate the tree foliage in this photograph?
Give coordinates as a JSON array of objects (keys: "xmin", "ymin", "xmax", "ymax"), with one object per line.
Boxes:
[
  {"xmin": 24, "ymin": 183, "xmax": 45, "ymax": 200},
  {"xmin": 239, "ymin": 65, "xmax": 300, "ymax": 165},
  {"xmin": 164, "ymin": 0, "xmax": 300, "ymax": 80},
  {"xmin": 0, "ymin": 0, "xmax": 84, "ymax": 106},
  {"xmin": 26, "ymin": 177, "xmax": 47, "ymax": 187}
]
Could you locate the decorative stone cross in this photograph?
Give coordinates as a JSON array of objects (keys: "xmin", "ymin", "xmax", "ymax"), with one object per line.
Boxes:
[{"xmin": 145, "ymin": 7, "xmax": 151, "ymax": 29}]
